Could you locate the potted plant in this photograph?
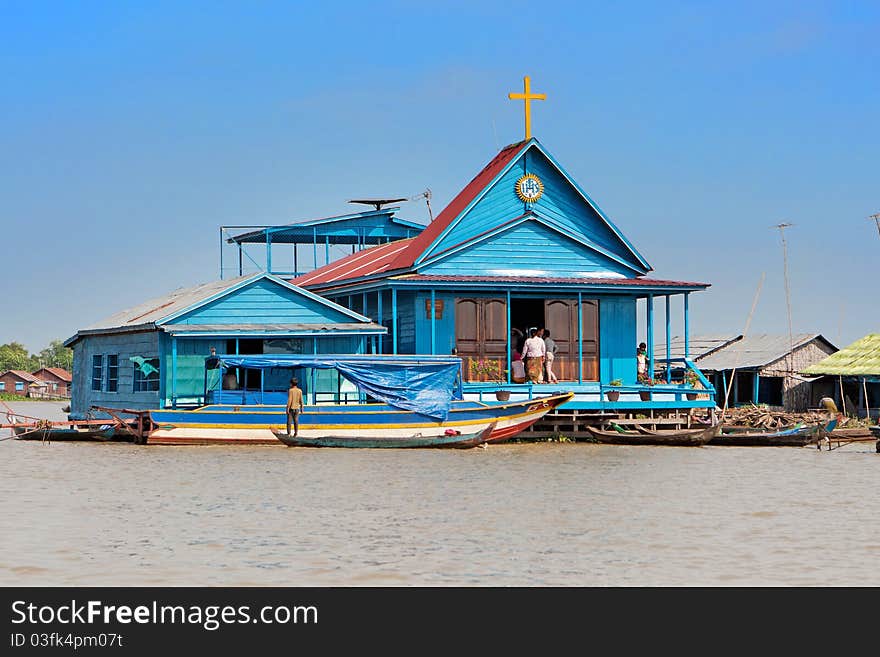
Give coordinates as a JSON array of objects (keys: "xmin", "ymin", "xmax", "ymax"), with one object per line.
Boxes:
[
  {"xmin": 606, "ymin": 379, "xmax": 622, "ymax": 402},
  {"xmin": 684, "ymin": 370, "xmax": 700, "ymax": 400},
  {"xmin": 637, "ymin": 372, "xmax": 653, "ymax": 401},
  {"xmin": 468, "ymin": 357, "xmax": 509, "ymax": 400}
]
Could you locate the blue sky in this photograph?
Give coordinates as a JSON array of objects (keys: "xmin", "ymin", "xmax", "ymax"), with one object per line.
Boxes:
[{"xmin": 2, "ymin": 1, "xmax": 878, "ymax": 352}]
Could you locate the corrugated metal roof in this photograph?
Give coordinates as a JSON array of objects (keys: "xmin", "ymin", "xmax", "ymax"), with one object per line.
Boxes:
[
  {"xmin": 293, "ymin": 141, "xmax": 529, "ymax": 288},
  {"xmin": 398, "ymin": 274, "xmax": 708, "ymax": 287},
  {"xmin": 694, "ymin": 333, "xmax": 831, "ymax": 371},
  {"xmin": 653, "ymin": 335, "xmax": 741, "ymax": 361},
  {"xmin": 802, "ymin": 334, "xmax": 880, "ymax": 376},
  {"xmin": 293, "ymin": 238, "xmax": 415, "ymax": 286},
  {"xmin": 163, "ymin": 322, "xmax": 385, "ymax": 335},
  {"xmin": 227, "ymin": 209, "xmax": 425, "ymax": 244},
  {"xmin": 83, "ymin": 275, "xmax": 256, "ymax": 332}
]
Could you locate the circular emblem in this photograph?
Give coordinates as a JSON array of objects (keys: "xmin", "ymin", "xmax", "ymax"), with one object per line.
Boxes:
[{"xmin": 515, "ymin": 174, "xmax": 544, "ymax": 203}]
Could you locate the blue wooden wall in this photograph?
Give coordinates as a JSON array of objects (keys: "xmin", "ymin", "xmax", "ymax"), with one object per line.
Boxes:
[
  {"xmin": 599, "ymin": 297, "xmax": 637, "ymax": 384},
  {"xmin": 418, "ymin": 144, "xmax": 647, "ymax": 275},
  {"xmin": 70, "ymin": 331, "xmax": 160, "ymax": 415},
  {"xmin": 414, "ymin": 292, "xmax": 457, "ymax": 355},
  {"xmin": 169, "ymin": 278, "xmax": 358, "ymax": 326},
  {"xmin": 420, "ymin": 220, "xmax": 636, "ymax": 278}
]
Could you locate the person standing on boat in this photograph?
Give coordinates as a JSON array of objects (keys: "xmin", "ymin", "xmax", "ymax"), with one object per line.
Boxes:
[
  {"xmin": 522, "ymin": 328, "xmax": 546, "ymax": 383},
  {"xmin": 286, "ymin": 378, "xmax": 304, "ymax": 437}
]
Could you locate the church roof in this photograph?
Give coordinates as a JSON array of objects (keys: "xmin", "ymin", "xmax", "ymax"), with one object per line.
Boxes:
[
  {"xmin": 293, "ymin": 141, "xmax": 528, "ymax": 287},
  {"xmin": 293, "ymin": 138, "xmax": 674, "ymax": 290}
]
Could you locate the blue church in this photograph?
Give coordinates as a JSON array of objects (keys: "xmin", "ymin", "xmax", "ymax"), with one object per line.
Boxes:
[
  {"xmin": 290, "ymin": 136, "xmax": 715, "ymax": 411},
  {"xmin": 66, "ymin": 79, "xmax": 716, "ymax": 418}
]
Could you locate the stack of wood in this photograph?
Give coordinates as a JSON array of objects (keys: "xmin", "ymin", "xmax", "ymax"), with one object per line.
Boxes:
[{"xmin": 721, "ymin": 405, "xmax": 839, "ymax": 429}]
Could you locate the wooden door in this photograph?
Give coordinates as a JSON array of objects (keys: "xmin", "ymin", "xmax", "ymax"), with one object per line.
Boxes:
[
  {"xmin": 545, "ymin": 299, "xmax": 576, "ymax": 381},
  {"xmin": 580, "ymin": 300, "xmax": 599, "ymax": 381},
  {"xmin": 455, "ymin": 297, "xmax": 507, "ymax": 382},
  {"xmin": 543, "ymin": 298, "xmax": 600, "ymax": 381}
]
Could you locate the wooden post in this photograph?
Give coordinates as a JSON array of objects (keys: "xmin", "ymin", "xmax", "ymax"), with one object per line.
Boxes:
[
  {"xmin": 506, "ymin": 290, "xmax": 511, "ymax": 384},
  {"xmin": 171, "ymin": 337, "xmax": 177, "ymax": 409},
  {"xmin": 863, "ymin": 377, "xmax": 870, "ymax": 421},
  {"xmin": 647, "ymin": 294, "xmax": 654, "ymax": 379},
  {"xmin": 431, "ymin": 289, "xmax": 437, "ymax": 356},
  {"xmin": 839, "ymin": 375, "xmax": 846, "ymax": 416},
  {"xmin": 754, "ymin": 373, "xmax": 760, "ymax": 404},
  {"xmin": 378, "ymin": 290, "xmax": 383, "ymax": 354},
  {"xmin": 266, "ymin": 230, "xmax": 272, "ymax": 274},
  {"xmin": 392, "ymin": 287, "xmax": 398, "ymax": 355},
  {"xmin": 577, "ymin": 292, "xmax": 583, "ymax": 384},
  {"xmin": 683, "ymin": 292, "xmax": 690, "ymax": 359},
  {"xmin": 665, "ymin": 295, "xmax": 671, "ymax": 383}
]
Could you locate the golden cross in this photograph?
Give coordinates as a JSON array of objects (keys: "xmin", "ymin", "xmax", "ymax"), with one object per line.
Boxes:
[{"xmin": 508, "ymin": 76, "xmax": 546, "ymax": 141}]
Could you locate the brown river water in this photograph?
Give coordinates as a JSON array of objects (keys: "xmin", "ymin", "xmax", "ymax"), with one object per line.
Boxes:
[{"xmin": 2, "ymin": 401, "xmax": 879, "ymax": 586}]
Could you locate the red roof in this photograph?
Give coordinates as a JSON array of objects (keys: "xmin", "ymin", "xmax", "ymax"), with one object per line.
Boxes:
[
  {"xmin": 33, "ymin": 367, "xmax": 72, "ymax": 382},
  {"xmin": 294, "ymin": 141, "xmax": 529, "ymax": 288},
  {"xmin": 294, "ymin": 238, "xmax": 416, "ymax": 287},
  {"xmin": 2, "ymin": 370, "xmax": 43, "ymax": 383},
  {"xmin": 396, "ymin": 275, "xmax": 709, "ymax": 287}
]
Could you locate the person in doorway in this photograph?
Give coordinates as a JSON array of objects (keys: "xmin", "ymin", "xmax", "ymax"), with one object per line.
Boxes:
[
  {"xmin": 522, "ymin": 328, "xmax": 546, "ymax": 383},
  {"xmin": 286, "ymin": 377, "xmax": 304, "ymax": 437},
  {"xmin": 543, "ymin": 328, "xmax": 559, "ymax": 384},
  {"xmin": 636, "ymin": 342, "xmax": 648, "ymax": 383}
]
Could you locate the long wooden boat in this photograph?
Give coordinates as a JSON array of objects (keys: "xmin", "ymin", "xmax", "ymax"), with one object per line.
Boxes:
[
  {"xmin": 273, "ymin": 421, "xmax": 496, "ymax": 449},
  {"xmin": 710, "ymin": 423, "xmax": 824, "ymax": 447},
  {"xmin": 585, "ymin": 423, "xmax": 719, "ymax": 446},
  {"xmin": 13, "ymin": 424, "xmax": 120, "ymax": 442},
  {"xmin": 147, "ymin": 393, "xmax": 573, "ymax": 445}
]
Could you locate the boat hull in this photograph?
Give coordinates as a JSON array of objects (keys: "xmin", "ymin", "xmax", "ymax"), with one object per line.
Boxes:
[
  {"xmin": 146, "ymin": 393, "xmax": 573, "ymax": 445},
  {"xmin": 273, "ymin": 422, "xmax": 496, "ymax": 448},
  {"xmin": 585, "ymin": 424, "xmax": 719, "ymax": 446},
  {"xmin": 710, "ymin": 424, "xmax": 823, "ymax": 447}
]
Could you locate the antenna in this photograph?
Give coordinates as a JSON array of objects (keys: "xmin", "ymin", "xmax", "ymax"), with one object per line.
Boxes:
[
  {"xmin": 410, "ymin": 189, "xmax": 433, "ymax": 223},
  {"xmin": 869, "ymin": 212, "xmax": 880, "ymax": 241},
  {"xmin": 773, "ymin": 222, "xmax": 796, "ymax": 392}
]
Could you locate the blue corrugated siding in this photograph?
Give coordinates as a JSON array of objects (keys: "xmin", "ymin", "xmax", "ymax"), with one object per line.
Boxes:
[
  {"xmin": 421, "ymin": 220, "xmax": 635, "ymax": 277},
  {"xmin": 419, "ymin": 146, "xmax": 645, "ymax": 274},
  {"xmin": 599, "ymin": 297, "xmax": 637, "ymax": 384},
  {"xmin": 169, "ymin": 279, "xmax": 356, "ymax": 326}
]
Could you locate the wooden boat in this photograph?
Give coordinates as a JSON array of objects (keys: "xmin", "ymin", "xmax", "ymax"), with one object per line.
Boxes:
[
  {"xmin": 145, "ymin": 354, "xmax": 574, "ymax": 445},
  {"xmin": 149, "ymin": 394, "xmax": 572, "ymax": 445},
  {"xmin": 13, "ymin": 424, "xmax": 120, "ymax": 442},
  {"xmin": 585, "ymin": 423, "xmax": 720, "ymax": 446},
  {"xmin": 710, "ymin": 422, "xmax": 826, "ymax": 447},
  {"xmin": 273, "ymin": 421, "xmax": 496, "ymax": 449}
]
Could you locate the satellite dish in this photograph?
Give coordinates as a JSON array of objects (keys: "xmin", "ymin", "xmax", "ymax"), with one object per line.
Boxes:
[{"xmin": 348, "ymin": 198, "xmax": 408, "ymax": 211}]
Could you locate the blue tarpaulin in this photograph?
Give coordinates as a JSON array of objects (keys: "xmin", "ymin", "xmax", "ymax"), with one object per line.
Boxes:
[{"xmin": 211, "ymin": 354, "xmax": 463, "ymax": 420}]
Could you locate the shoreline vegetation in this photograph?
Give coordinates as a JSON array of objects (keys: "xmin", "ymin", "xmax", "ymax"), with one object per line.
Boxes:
[{"xmin": 0, "ymin": 340, "xmax": 73, "ymax": 373}]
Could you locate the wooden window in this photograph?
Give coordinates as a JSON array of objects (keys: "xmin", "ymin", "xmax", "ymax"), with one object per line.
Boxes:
[
  {"xmin": 133, "ymin": 358, "xmax": 160, "ymax": 393},
  {"xmin": 0, "ymin": 382, "xmax": 4, "ymax": 391},
  {"xmin": 15, "ymin": 381, "xmax": 24, "ymax": 391},
  {"xmin": 106, "ymin": 355, "xmax": 119, "ymax": 393},
  {"xmin": 91, "ymin": 355, "xmax": 103, "ymax": 391}
]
